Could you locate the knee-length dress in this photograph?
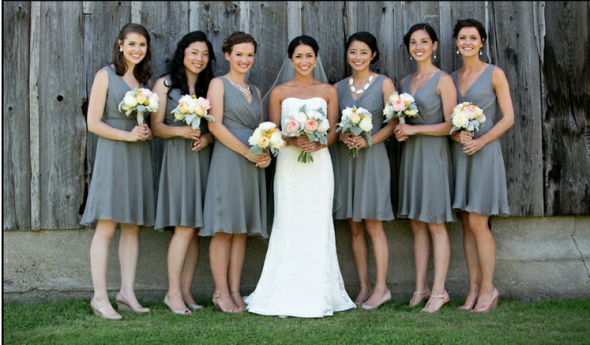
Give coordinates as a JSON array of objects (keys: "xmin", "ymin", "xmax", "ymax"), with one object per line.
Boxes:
[
  {"xmin": 397, "ymin": 71, "xmax": 455, "ymax": 224},
  {"xmin": 450, "ymin": 64, "xmax": 510, "ymax": 216},
  {"xmin": 81, "ymin": 66, "xmax": 155, "ymax": 227},
  {"xmin": 200, "ymin": 77, "xmax": 268, "ymax": 238},
  {"xmin": 334, "ymin": 75, "xmax": 395, "ymax": 222},
  {"xmin": 154, "ymin": 75, "xmax": 212, "ymax": 230}
]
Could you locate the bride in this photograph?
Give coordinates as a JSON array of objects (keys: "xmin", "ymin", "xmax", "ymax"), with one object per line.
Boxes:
[{"xmin": 243, "ymin": 35, "xmax": 356, "ymax": 318}]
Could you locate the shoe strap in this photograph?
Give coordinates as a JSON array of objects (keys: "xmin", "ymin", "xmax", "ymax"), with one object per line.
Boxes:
[{"xmin": 213, "ymin": 291, "xmax": 229, "ymax": 299}]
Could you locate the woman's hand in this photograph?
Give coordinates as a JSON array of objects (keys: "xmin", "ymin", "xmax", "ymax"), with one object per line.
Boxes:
[
  {"xmin": 244, "ymin": 150, "xmax": 270, "ymax": 165},
  {"xmin": 451, "ymin": 130, "xmax": 474, "ymax": 144},
  {"xmin": 394, "ymin": 123, "xmax": 416, "ymax": 142},
  {"xmin": 462, "ymin": 136, "xmax": 486, "ymax": 155},
  {"xmin": 255, "ymin": 152, "xmax": 272, "ymax": 168},
  {"xmin": 293, "ymin": 135, "xmax": 322, "ymax": 153},
  {"xmin": 128, "ymin": 124, "xmax": 150, "ymax": 142},
  {"xmin": 342, "ymin": 133, "xmax": 368, "ymax": 150},
  {"xmin": 192, "ymin": 133, "xmax": 213, "ymax": 152},
  {"xmin": 180, "ymin": 126, "xmax": 201, "ymax": 141}
]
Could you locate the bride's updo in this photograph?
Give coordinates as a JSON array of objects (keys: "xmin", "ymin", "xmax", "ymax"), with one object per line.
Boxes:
[{"xmin": 288, "ymin": 35, "xmax": 319, "ymax": 58}]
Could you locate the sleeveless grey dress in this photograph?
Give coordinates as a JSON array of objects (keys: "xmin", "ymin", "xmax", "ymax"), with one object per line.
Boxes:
[
  {"xmin": 154, "ymin": 75, "xmax": 212, "ymax": 230},
  {"xmin": 450, "ymin": 64, "xmax": 510, "ymax": 216},
  {"xmin": 81, "ymin": 66, "xmax": 155, "ymax": 227},
  {"xmin": 335, "ymin": 75, "xmax": 395, "ymax": 222},
  {"xmin": 200, "ymin": 77, "xmax": 268, "ymax": 238},
  {"xmin": 397, "ymin": 71, "xmax": 455, "ymax": 224}
]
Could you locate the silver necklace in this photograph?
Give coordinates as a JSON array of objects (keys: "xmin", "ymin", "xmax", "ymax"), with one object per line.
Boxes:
[
  {"xmin": 349, "ymin": 74, "xmax": 374, "ymax": 94},
  {"xmin": 228, "ymin": 76, "xmax": 251, "ymax": 96}
]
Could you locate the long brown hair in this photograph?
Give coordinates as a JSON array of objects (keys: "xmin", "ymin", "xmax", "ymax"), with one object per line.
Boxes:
[{"xmin": 111, "ymin": 23, "xmax": 153, "ymax": 84}]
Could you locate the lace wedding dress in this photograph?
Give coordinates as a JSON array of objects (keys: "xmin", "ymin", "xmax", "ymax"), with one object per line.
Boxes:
[{"xmin": 243, "ymin": 97, "xmax": 356, "ymax": 318}]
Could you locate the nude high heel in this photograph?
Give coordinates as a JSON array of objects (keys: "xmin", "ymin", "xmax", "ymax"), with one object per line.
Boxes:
[
  {"xmin": 421, "ymin": 292, "xmax": 450, "ymax": 313},
  {"xmin": 116, "ymin": 292, "xmax": 150, "ymax": 314},
  {"xmin": 212, "ymin": 292, "xmax": 243, "ymax": 313},
  {"xmin": 472, "ymin": 288, "xmax": 499, "ymax": 313},
  {"xmin": 409, "ymin": 289, "xmax": 431, "ymax": 307},
  {"xmin": 90, "ymin": 297, "xmax": 122, "ymax": 320},
  {"xmin": 164, "ymin": 293, "xmax": 192, "ymax": 315},
  {"xmin": 230, "ymin": 290, "xmax": 248, "ymax": 310},
  {"xmin": 361, "ymin": 289, "xmax": 391, "ymax": 310}
]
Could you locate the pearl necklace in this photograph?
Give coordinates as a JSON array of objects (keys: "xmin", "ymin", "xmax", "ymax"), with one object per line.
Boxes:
[{"xmin": 349, "ymin": 74, "xmax": 374, "ymax": 94}]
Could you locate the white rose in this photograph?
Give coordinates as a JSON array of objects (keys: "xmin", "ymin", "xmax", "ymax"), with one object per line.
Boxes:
[
  {"xmin": 452, "ymin": 112, "xmax": 469, "ymax": 128},
  {"xmin": 307, "ymin": 109, "xmax": 322, "ymax": 120},
  {"xmin": 383, "ymin": 103, "xmax": 393, "ymax": 117},
  {"xmin": 359, "ymin": 117, "xmax": 373, "ymax": 132},
  {"xmin": 249, "ymin": 129, "xmax": 262, "ymax": 146},
  {"xmin": 317, "ymin": 119, "xmax": 330, "ymax": 134},
  {"xmin": 350, "ymin": 112, "xmax": 361, "ymax": 124},
  {"xmin": 187, "ymin": 98, "xmax": 199, "ymax": 113},
  {"xmin": 293, "ymin": 111, "xmax": 307, "ymax": 124},
  {"xmin": 404, "ymin": 108, "xmax": 418, "ymax": 116},
  {"xmin": 477, "ymin": 114, "xmax": 486, "ymax": 125},
  {"xmin": 179, "ymin": 95, "xmax": 193, "ymax": 103},
  {"xmin": 259, "ymin": 121, "xmax": 276, "ymax": 132},
  {"xmin": 400, "ymin": 93, "xmax": 414, "ymax": 104},
  {"xmin": 342, "ymin": 107, "xmax": 353, "ymax": 119},
  {"xmin": 270, "ymin": 132, "xmax": 284, "ymax": 148},
  {"xmin": 147, "ymin": 95, "xmax": 159, "ymax": 112},
  {"xmin": 123, "ymin": 93, "xmax": 137, "ymax": 107},
  {"xmin": 388, "ymin": 93, "xmax": 400, "ymax": 103}
]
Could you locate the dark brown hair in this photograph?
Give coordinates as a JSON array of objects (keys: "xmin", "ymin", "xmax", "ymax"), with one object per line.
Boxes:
[
  {"xmin": 221, "ymin": 31, "xmax": 258, "ymax": 55},
  {"xmin": 111, "ymin": 23, "xmax": 153, "ymax": 84},
  {"xmin": 403, "ymin": 23, "xmax": 439, "ymax": 53},
  {"xmin": 346, "ymin": 32, "xmax": 379, "ymax": 64},
  {"xmin": 453, "ymin": 18, "xmax": 487, "ymax": 43}
]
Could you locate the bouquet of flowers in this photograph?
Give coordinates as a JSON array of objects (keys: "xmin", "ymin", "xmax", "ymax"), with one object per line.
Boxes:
[
  {"xmin": 249, "ymin": 122, "xmax": 286, "ymax": 157},
  {"xmin": 336, "ymin": 106, "xmax": 373, "ymax": 158},
  {"xmin": 281, "ymin": 104, "xmax": 330, "ymax": 163},
  {"xmin": 171, "ymin": 95, "xmax": 214, "ymax": 147},
  {"xmin": 449, "ymin": 102, "xmax": 486, "ymax": 134},
  {"xmin": 118, "ymin": 88, "xmax": 160, "ymax": 125},
  {"xmin": 383, "ymin": 92, "xmax": 418, "ymax": 124}
]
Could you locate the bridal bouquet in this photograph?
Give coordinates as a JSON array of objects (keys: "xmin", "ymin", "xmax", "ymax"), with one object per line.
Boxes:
[
  {"xmin": 118, "ymin": 88, "xmax": 159, "ymax": 125},
  {"xmin": 171, "ymin": 95, "xmax": 214, "ymax": 147},
  {"xmin": 383, "ymin": 92, "xmax": 418, "ymax": 124},
  {"xmin": 336, "ymin": 106, "xmax": 373, "ymax": 158},
  {"xmin": 281, "ymin": 104, "xmax": 330, "ymax": 163},
  {"xmin": 449, "ymin": 102, "xmax": 486, "ymax": 134},
  {"xmin": 249, "ymin": 122, "xmax": 285, "ymax": 157}
]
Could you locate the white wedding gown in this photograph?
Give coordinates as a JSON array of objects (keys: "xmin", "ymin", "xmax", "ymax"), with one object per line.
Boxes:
[{"xmin": 244, "ymin": 97, "xmax": 356, "ymax": 318}]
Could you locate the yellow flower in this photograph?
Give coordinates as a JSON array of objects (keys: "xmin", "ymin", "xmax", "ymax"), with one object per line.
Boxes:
[
  {"xmin": 266, "ymin": 133, "xmax": 272, "ymax": 139},
  {"xmin": 261, "ymin": 130, "xmax": 268, "ymax": 136},
  {"xmin": 192, "ymin": 95, "xmax": 196, "ymax": 99},
  {"xmin": 137, "ymin": 89, "xmax": 142, "ymax": 93},
  {"xmin": 144, "ymin": 100, "xmax": 150, "ymax": 106},
  {"xmin": 404, "ymin": 101, "xmax": 410, "ymax": 106},
  {"xmin": 360, "ymin": 115, "xmax": 365, "ymax": 120},
  {"xmin": 269, "ymin": 128, "xmax": 276, "ymax": 133},
  {"xmin": 136, "ymin": 93, "xmax": 146, "ymax": 105}
]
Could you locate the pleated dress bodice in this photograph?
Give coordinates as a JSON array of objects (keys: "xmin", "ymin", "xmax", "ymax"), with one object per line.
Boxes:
[
  {"xmin": 334, "ymin": 75, "xmax": 394, "ymax": 222},
  {"xmin": 397, "ymin": 71, "xmax": 454, "ymax": 223}
]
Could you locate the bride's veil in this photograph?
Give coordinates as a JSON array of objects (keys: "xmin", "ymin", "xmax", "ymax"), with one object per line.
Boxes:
[{"xmin": 261, "ymin": 55, "xmax": 342, "ymax": 226}]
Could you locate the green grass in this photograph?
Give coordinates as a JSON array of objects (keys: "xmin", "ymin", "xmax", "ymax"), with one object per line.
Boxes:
[{"xmin": 3, "ymin": 299, "xmax": 590, "ymax": 344}]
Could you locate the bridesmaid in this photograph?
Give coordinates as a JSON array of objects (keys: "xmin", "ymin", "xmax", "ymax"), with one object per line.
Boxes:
[
  {"xmin": 151, "ymin": 31, "xmax": 216, "ymax": 315},
  {"xmin": 201, "ymin": 32, "xmax": 271, "ymax": 313},
  {"xmin": 334, "ymin": 32, "xmax": 396, "ymax": 309},
  {"xmin": 450, "ymin": 19, "xmax": 513, "ymax": 312},
  {"xmin": 394, "ymin": 23, "xmax": 456, "ymax": 313},
  {"xmin": 82, "ymin": 23, "xmax": 154, "ymax": 320}
]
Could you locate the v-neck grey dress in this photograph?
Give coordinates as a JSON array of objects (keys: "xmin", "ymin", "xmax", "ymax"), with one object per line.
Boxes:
[
  {"xmin": 450, "ymin": 64, "xmax": 510, "ymax": 216},
  {"xmin": 154, "ymin": 75, "xmax": 212, "ymax": 230},
  {"xmin": 397, "ymin": 71, "xmax": 455, "ymax": 224},
  {"xmin": 200, "ymin": 77, "xmax": 268, "ymax": 238},
  {"xmin": 81, "ymin": 66, "xmax": 155, "ymax": 227},
  {"xmin": 335, "ymin": 75, "xmax": 395, "ymax": 222}
]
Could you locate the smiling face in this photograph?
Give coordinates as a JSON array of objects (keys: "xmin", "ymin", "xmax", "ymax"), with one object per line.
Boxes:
[
  {"xmin": 119, "ymin": 32, "xmax": 148, "ymax": 66},
  {"xmin": 455, "ymin": 27, "xmax": 484, "ymax": 57},
  {"xmin": 290, "ymin": 44, "xmax": 317, "ymax": 76},
  {"xmin": 184, "ymin": 41, "xmax": 209, "ymax": 77},
  {"xmin": 347, "ymin": 40, "xmax": 375, "ymax": 72},
  {"xmin": 224, "ymin": 42, "xmax": 255, "ymax": 74},
  {"xmin": 409, "ymin": 29, "xmax": 438, "ymax": 62}
]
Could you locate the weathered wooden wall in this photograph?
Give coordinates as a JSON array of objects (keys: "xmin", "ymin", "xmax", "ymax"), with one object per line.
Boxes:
[{"xmin": 3, "ymin": 1, "xmax": 589, "ymax": 230}]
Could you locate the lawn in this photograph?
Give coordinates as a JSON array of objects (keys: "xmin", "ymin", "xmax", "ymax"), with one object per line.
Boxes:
[{"xmin": 3, "ymin": 298, "xmax": 590, "ymax": 344}]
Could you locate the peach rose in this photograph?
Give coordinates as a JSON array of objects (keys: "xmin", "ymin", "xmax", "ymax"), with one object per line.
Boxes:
[
  {"xmin": 303, "ymin": 119, "xmax": 318, "ymax": 133},
  {"xmin": 464, "ymin": 105, "xmax": 478, "ymax": 120},
  {"xmin": 286, "ymin": 120, "xmax": 301, "ymax": 135},
  {"xmin": 258, "ymin": 136, "xmax": 270, "ymax": 148},
  {"xmin": 197, "ymin": 97, "xmax": 211, "ymax": 109},
  {"xmin": 391, "ymin": 99, "xmax": 407, "ymax": 112},
  {"xmin": 194, "ymin": 104, "xmax": 206, "ymax": 116},
  {"xmin": 178, "ymin": 102, "xmax": 191, "ymax": 114}
]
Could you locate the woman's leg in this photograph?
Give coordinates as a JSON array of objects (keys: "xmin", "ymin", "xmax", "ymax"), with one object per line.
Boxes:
[
  {"xmin": 90, "ymin": 219, "xmax": 119, "ymax": 315},
  {"xmin": 166, "ymin": 226, "xmax": 194, "ymax": 311},
  {"xmin": 468, "ymin": 213, "xmax": 497, "ymax": 310},
  {"xmin": 118, "ymin": 223, "xmax": 146, "ymax": 309},
  {"xmin": 228, "ymin": 233, "xmax": 248, "ymax": 308},
  {"xmin": 348, "ymin": 218, "xmax": 372, "ymax": 304},
  {"xmin": 209, "ymin": 232, "xmax": 240, "ymax": 311},
  {"xmin": 360, "ymin": 219, "xmax": 390, "ymax": 306},
  {"xmin": 422, "ymin": 222, "xmax": 451, "ymax": 312},
  {"xmin": 409, "ymin": 220, "xmax": 431, "ymax": 306},
  {"xmin": 458, "ymin": 211, "xmax": 482, "ymax": 310},
  {"xmin": 180, "ymin": 230, "xmax": 200, "ymax": 306}
]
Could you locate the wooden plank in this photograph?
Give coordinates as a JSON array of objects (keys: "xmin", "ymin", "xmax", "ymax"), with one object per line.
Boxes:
[
  {"xmin": 3, "ymin": 1, "xmax": 31, "ymax": 230},
  {"xmin": 301, "ymin": 1, "xmax": 346, "ymax": 84},
  {"xmin": 141, "ymin": 1, "xmax": 190, "ymax": 202},
  {"xmin": 247, "ymin": 1, "xmax": 289, "ymax": 97},
  {"xmin": 487, "ymin": 2, "xmax": 544, "ymax": 216},
  {"xmin": 29, "ymin": 1, "xmax": 41, "ymax": 230},
  {"xmin": 82, "ymin": 2, "xmax": 132, "ymax": 215},
  {"xmin": 38, "ymin": 2, "xmax": 86, "ymax": 228},
  {"xmin": 132, "ymin": 1, "xmax": 141, "ymax": 23},
  {"xmin": 189, "ymin": 2, "xmax": 201, "ymax": 32},
  {"xmin": 542, "ymin": 1, "xmax": 590, "ymax": 215},
  {"xmin": 287, "ymin": 1, "xmax": 302, "ymax": 42}
]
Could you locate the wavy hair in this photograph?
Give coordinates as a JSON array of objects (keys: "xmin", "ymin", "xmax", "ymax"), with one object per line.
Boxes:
[
  {"xmin": 163, "ymin": 31, "xmax": 216, "ymax": 98},
  {"xmin": 111, "ymin": 23, "xmax": 153, "ymax": 84}
]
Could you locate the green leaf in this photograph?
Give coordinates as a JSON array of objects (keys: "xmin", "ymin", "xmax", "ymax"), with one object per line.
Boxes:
[
  {"xmin": 251, "ymin": 146, "xmax": 263, "ymax": 155},
  {"xmin": 366, "ymin": 133, "xmax": 373, "ymax": 147},
  {"xmin": 351, "ymin": 127, "xmax": 362, "ymax": 136}
]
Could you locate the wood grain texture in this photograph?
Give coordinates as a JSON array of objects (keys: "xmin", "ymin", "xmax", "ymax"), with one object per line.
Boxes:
[
  {"xmin": 542, "ymin": 1, "xmax": 590, "ymax": 215},
  {"xmin": 38, "ymin": 2, "xmax": 86, "ymax": 229},
  {"xmin": 3, "ymin": 2, "xmax": 31, "ymax": 230},
  {"xmin": 82, "ymin": 2, "xmax": 132, "ymax": 205},
  {"xmin": 141, "ymin": 1, "xmax": 190, "ymax": 202},
  {"xmin": 29, "ymin": 1, "xmax": 41, "ymax": 230},
  {"xmin": 487, "ymin": 2, "xmax": 544, "ymax": 216}
]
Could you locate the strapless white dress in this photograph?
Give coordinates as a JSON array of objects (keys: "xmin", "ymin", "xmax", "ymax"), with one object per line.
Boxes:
[{"xmin": 244, "ymin": 97, "xmax": 356, "ymax": 318}]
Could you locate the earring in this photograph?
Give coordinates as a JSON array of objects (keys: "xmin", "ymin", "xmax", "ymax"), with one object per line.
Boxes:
[
  {"xmin": 456, "ymin": 50, "xmax": 459, "ymax": 55},
  {"xmin": 479, "ymin": 49, "xmax": 483, "ymax": 56},
  {"xmin": 291, "ymin": 62, "xmax": 294, "ymax": 67},
  {"xmin": 433, "ymin": 52, "xmax": 436, "ymax": 60},
  {"xmin": 409, "ymin": 56, "xmax": 412, "ymax": 60},
  {"xmin": 119, "ymin": 47, "xmax": 123, "ymax": 52}
]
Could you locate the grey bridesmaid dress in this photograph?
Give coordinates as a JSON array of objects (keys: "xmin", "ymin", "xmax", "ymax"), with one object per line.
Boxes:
[
  {"xmin": 154, "ymin": 75, "xmax": 212, "ymax": 230},
  {"xmin": 200, "ymin": 77, "xmax": 268, "ymax": 238},
  {"xmin": 450, "ymin": 64, "xmax": 510, "ymax": 216},
  {"xmin": 81, "ymin": 66, "xmax": 155, "ymax": 227},
  {"xmin": 397, "ymin": 71, "xmax": 455, "ymax": 224},
  {"xmin": 335, "ymin": 75, "xmax": 395, "ymax": 222}
]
